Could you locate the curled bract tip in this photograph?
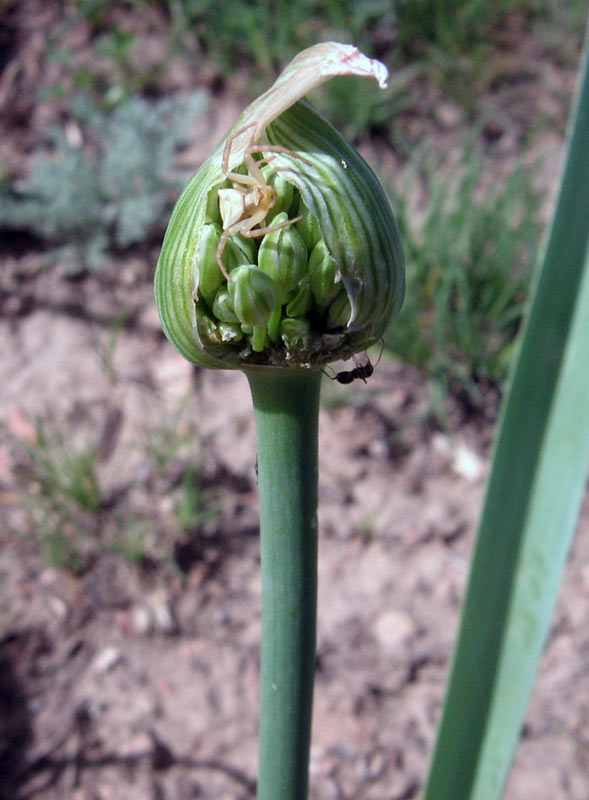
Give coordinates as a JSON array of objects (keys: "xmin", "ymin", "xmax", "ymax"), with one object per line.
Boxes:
[
  {"xmin": 229, "ymin": 42, "xmax": 390, "ymax": 165},
  {"xmin": 155, "ymin": 42, "xmax": 404, "ymax": 372}
]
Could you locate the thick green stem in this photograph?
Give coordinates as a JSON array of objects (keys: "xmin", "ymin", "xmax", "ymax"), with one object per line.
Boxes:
[{"xmin": 246, "ymin": 368, "xmax": 322, "ymax": 800}]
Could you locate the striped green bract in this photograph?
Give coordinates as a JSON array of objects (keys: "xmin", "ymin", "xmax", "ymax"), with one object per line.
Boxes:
[{"xmin": 155, "ymin": 100, "xmax": 404, "ymax": 370}]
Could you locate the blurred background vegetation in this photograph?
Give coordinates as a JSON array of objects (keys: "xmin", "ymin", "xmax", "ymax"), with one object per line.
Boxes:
[
  {"xmin": 1, "ymin": 0, "xmax": 585, "ymax": 566},
  {"xmin": 2, "ymin": 0, "xmax": 585, "ymax": 391}
]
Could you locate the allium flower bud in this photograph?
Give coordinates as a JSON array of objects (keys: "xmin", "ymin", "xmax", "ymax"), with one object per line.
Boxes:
[
  {"xmin": 260, "ymin": 166, "xmax": 295, "ymax": 224},
  {"xmin": 285, "ymin": 276, "xmax": 312, "ymax": 317},
  {"xmin": 295, "ymin": 198, "xmax": 323, "ymax": 251},
  {"xmin": 326, "ymin": 288, "xmax": 353, "ymax": 329},
  {"xmin": 308, "ymin": 239, "xmax": 341, "ymax": 310},
  {"xmin": 280, "ymin": 317, "xmax": 312, "ymax": 350},
  {"xmin": 155, "ymin": 42, "xmax": 404, "ymax": 370},
  {"xmin": 258, "ymin": 212, "xmax": 308, "ymax": 299},
  {"xmin": 211, "ymin": 285, "xmax": 239, "ymax": 323},
  {"xmin": 229, "ymin": 265, "xmax": 279, "ymax": 327}
]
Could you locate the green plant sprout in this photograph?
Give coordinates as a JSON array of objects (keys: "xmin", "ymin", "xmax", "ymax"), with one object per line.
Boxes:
[
  {"xmin": 156, "ymin": 42, "xmax": 404, "ymax": 800},
  {"xmin": 13, "ymin": 416, "xmax": 103, "ymax": 571},
  {"xmin": 423, "ymin": 22, "xmax": 589, "ymax": 798},
  {"xmin": 387, "ymin": 147, "xmax": 543, "ymax": 406}
]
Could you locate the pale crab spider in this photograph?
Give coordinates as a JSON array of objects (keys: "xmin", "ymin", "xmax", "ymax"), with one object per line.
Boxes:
[{"xmin": 215, "ymin": 123, "xmax": 311, "ymax": 279}]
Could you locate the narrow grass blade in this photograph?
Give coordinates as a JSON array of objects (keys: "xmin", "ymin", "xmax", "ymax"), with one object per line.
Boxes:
[{"xmin": 423, "ymin": 24, "xmax": 589, "ymax": 800}]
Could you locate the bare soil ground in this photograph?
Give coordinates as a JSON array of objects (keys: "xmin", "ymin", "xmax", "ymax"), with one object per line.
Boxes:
[
  {"xmin": 1, "ymin": 3, "xmax": 588, "ymax": 799},
  {"xmin": 0, "ymin": 260, "xmax": 587, "ymax": 800}
]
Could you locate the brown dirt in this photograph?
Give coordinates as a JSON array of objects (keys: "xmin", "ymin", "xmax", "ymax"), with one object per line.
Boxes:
[
  {"xmin": 0, "ymin": 261, "xmax": 587, "ymax": 799},
  {"xmin": 1, "ymin": 3, "xmax": 588, "ymax": 799}
]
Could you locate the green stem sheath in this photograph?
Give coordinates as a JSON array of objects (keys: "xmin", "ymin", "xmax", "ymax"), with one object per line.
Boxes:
[{"xmin": 246, "ymin": 368, "xmax": 322, "ymax": 800}]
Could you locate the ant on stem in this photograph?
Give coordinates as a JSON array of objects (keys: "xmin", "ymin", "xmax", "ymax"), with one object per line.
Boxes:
[{"xmin": 324, "ymin": 340, "xmax": 385, "ymax": 385}]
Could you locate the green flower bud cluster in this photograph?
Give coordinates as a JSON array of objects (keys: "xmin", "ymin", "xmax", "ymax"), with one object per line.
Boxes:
[
  {"xmin": 155, "ymin": 98, "xmax": 404, "ymax": 372},
  {"xmin": 192, "ymin": 167, "xmax": 357, "ymax": 365}
]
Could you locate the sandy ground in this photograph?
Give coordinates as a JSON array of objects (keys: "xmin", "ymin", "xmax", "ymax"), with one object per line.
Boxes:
[
  {"xmin": 0, "ymin": 271, "xmax": 587, "ymax": 799},
  {"xmin": 1, "ymin": 3, "xmax": 587, "ymax": 797}
]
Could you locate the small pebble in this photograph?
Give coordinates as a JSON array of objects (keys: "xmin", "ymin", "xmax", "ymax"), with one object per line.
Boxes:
[
  {"xmin": 373, "ymin": 609, "xmax": 414, "ymax": 651},
  {"xmin": 92, "ymin": 646, "xmax": 122, "ymax": 675}
]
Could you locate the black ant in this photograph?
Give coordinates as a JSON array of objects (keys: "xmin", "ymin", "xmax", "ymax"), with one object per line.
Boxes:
[{"xmin": 324, "ymin": 340, "xmax": 384, "ymax": 385}]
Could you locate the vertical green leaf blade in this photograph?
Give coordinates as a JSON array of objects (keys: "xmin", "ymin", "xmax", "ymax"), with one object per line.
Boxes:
[{"xmin": 423, "ymin": 23, "xmax": 589, "ymax": 800}]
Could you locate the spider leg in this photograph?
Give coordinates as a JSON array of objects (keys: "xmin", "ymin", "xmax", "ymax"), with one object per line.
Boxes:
[
  {"xmin": 225, "ymin": 170, "xmax": 258, "ymax": 187},
  {"xmin": 243, "ymin": 151, "xmax": 266, "ymax": 187},
  {"xmin": 225, "ymin": 153, "xmax": 280, "ymax": 189},
  {"xmin": 245, "ymin": 144, "xmax": 312, "ymax": 168},
  {"xmin": 225, "ymin": 153, "xmax": 279, "ymax": 190},
  {"xmin": 215, "ymin": 131, "xmax": 311, "ymax": 285},
  {"xmin": 216, "ymin": 207, "xmax": 269, "ymax": 279},
  {"xmin": 256, "ymin": 154, "xmax": 277, "ymax": 167},
  {"xmin": 222, "ymin": 122, "xmax": 258, "ymax": 175},
  {"xmin": 215, "ymin": 234, "xmax": 232, "ymax": 280},
  {"xmin": 240, "ymin": 215, "xmax": 303, "ymax": 239},
  {"xmin": 373, "ymin": 338, "xmax": 385, "ymax": 368}
]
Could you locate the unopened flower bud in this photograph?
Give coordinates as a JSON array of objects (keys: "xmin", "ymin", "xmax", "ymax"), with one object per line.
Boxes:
[
  {"xmin": 258, "ymin": 212, "xmax": 308, "ymax": 299},
  {"xmin": 229, "ymin": 265, "xmax": 279, "ymax": 327},
  {"xmin": 212, "ymin": 286, "xmax": 239, "ymax": 323},
  {"xmin": 308, "ymin": 239, "xmax": 341, "ymax": 310},
  {"xmin": 326, "ymin": 287, "xmax": 352, "ymax": 328},
  {"xmin": 155, "ymin": 43, "xmax": 404, "ymax": 371},
  {"xmin": 233, "ymin": 233, "xmax": 257, "ymax": 264},
  {"xmin": 285, "ymin": 276, "xmax": 312, "ymax": 317},
  {"xmin": 261, "ymin": 165, "xmax": 295, "ymax": 224},
  {"xmin": 280, "ymin": 317, "xmax": 311, "ymax": 350},
  {"xmin": 218, "ymin": 321, "xmax": 244, "ymax": 342},
  {"xmin": 196, "ymin": 224, "xmax": 255, "ymax": 303},
  {"xmin": 204, "ymin": 181, "xmax": 226, "ymax": 224},
  {"xmin": 194, "ymin": 223, "xmax": 224, "ymax": 302},
  {"xmin": 295, "ymin": 198, "xmax": 322, "ymax": 251}
]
